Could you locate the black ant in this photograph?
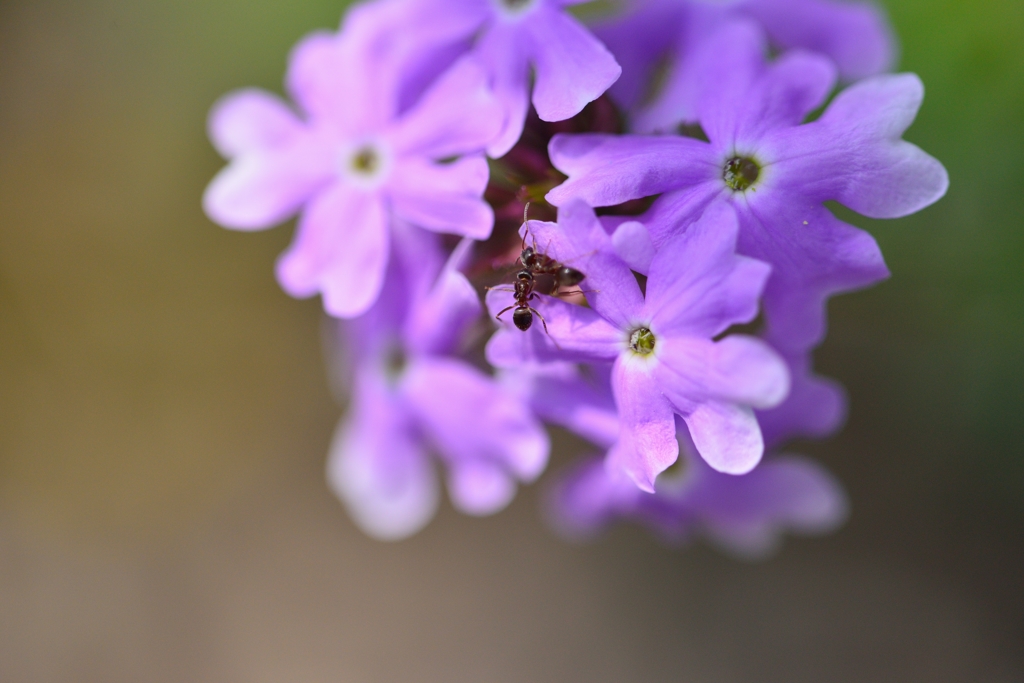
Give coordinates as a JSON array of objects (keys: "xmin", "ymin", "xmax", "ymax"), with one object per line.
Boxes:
[{"xmin": 493, "ymin": 203, "xmax": 587, "ymax": 332}]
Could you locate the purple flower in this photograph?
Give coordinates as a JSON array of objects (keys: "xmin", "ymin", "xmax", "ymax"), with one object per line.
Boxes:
[
  {"xmin": 596, "ymin": 0, "xmax": 895, "ymax": 127},
  {"xmin": 487, "ymin": 200, "xmax": 789, "ymax": 490},
  {"xmin": 395, "ymin": 0, "xmax": 622, "ymax": 156},
  {"xmin": 548, "ymin": 434, "xmax": 848, "ymax": 557},
  {"xmin": 204, "ymin": 14, "xmax": 502, "ymax": 318},
  {"xmin": 326, "ymin": 235, "xmax": 549, "ymax": 540},
  {"xmin": 548, "ymin": 21, "xmax": 949, "ymax": 352}
]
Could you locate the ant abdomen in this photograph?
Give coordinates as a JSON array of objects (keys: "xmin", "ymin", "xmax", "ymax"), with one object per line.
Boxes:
[
  {"xmin": 556, "ymin": 266, "xmax": 585, "ymax": 289},
  {"xmin": 512, "ymin": 307, "xmax": 533, "ymax": 331}
]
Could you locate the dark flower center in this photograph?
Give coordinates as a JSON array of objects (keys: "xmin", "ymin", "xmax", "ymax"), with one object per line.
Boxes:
[
  {"xmin": 629, "ymin": 327, "xmax": 656, "ymax": 355},
  {"xmin": 502, "ymin": 0, "xmax": 531, "ymax": 6},
  {"xmin": 723, "ymin": 156, "xmax": 760, "ymax": 192},
  {"xmin": 384, "ymin": 345, "xmax": 406, "ymax": 381},
  {"xmin": 351, "ymin": 146, "xmax": 381, "ymax": 175}
]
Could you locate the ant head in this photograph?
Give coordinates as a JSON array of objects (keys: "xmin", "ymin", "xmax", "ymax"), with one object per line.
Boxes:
[{"xmin": 512, "ymin": 307, "xmax": 533, "ymax": 331}]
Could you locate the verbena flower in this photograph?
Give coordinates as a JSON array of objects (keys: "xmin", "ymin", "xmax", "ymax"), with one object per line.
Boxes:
[
  {"xmin": 548, "ymin": 21, "xmax": 949, "ymax": 352},
  {"xmin": 487, "ymin": 200, "xmax": 789, "ymax": 490},
  {"xmin": 393, "ymin": 0, "xmax": 622, "ymax": 156},
  {"xmin": 204, "ymin": 15, "xmax": 502, "ymax": 318},
  {"xmin": 327, "ymin": 234, "xmax": 549, "ymax": 540},
  {"xmin": 596, "ymin": 0, "xmax": 895, "ymax": 130}
]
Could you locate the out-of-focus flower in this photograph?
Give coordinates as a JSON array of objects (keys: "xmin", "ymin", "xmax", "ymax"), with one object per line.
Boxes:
[
  {"xmin": 596, "ymin": 0, "xmax": 895, "ymax": 127},
  {"xmin": 392, "ymin": 0, "xmax": 622, "ymax": 156},
  {"xmin": 204, "ymin": 15, "xmax": 502, "ymax": 318},
  {"xmin": 327, "ymin": 233, "xmax": 549, "ymax": 540},
  {"xmin": 487, "ymin": 201, "xmax": 788, "ymax": 490},
  {"xmin": 548, "ymin": 21, "xmax": 948, "ymax": 352}
]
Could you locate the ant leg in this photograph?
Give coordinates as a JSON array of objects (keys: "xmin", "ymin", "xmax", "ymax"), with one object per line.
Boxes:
[
  {"xmin": 530, "ymin": 307, "xmax": 561, "ymax": 349},
  {"xmin": 485, "ymin": 285, "xmax": 515, "ymax": 292},
  {"xmin": 495, "ymin": 305, "xmax": 514, "ymax": 321},
  {"xmin": 555, "ymin": 288, "xmax": 600, "ymax": 297}
]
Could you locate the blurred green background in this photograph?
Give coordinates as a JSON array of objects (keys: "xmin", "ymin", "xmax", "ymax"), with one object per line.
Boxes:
[{"xmin": 0, "ymin": 0, "xmax": 1021, "ymax": 680}]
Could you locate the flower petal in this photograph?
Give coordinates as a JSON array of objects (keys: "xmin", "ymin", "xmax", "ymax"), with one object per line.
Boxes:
[
  {"xmin": 404, "ymin": 357, "xmax": 550, "ymax": 482},
  {"xmin": 683, "ymin": 400, "xmax": 764, "ymax": 474},
  {"xmin": 326, "ymin": 371, "xmax": 438, "ymax": 541},
  {"xmin": 275, "ymin": 184, "xmax": 390, "ymax": 318},
  {"xmin": 607, "ymin": 356, "xmax": 680, "ymax": 492},
  {"xmin": 202, "ymin": 137, "xmax": 332, "ymax": 230},
  {"xmin": 611, "ymin": 220, "xmax": 655, "ymax": 274},
  {"xmin": 389, "ymin": 156, "xmax": 494, "ymax": 238},
  {"xmin": 388, "ymin": 56, "xmax": 503, "ymax": 159},
  {"xmin": 475, "ymin": 23, "xmax": 531, "ymax": 157},
  {"xmin": 657, "ymin": 335, "xmax": 790, "ymax": 410},
  {"xmin": 644, "ymin": 203, "xmax": 770, "ymax": 338},
  {"xmin": 547, "ymin": 133, "xmax": 718, "ymax": 207},
  {"xmin": 526, "ymin": 6, "xmax": 621, "ymax": 122},
  {"xmin": 447, "ymin": 460, "xmax": 517, "ymax": 516},
  {"xmin": 757, "ymin": 352, "xmax": 847, "ymax": 448},
  {"xmin": 208, "ymin": 89, "xmax": 303, "ymax": 158}
]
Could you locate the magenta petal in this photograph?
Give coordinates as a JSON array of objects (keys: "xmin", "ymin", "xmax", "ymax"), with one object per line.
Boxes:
[
  {"xmin": 208, "ymin": 89, "xmax": 303, "ymax": 158},
  {"xmin": 388, "ymin": 57, "xmax": 503, "ymax": 159},
  {"xmin": 548, "ymin": 133, "xmax": 717, "ymax": 207},
  {"xmin": 644, "ymin": 203, "xmax": 770, "ymax": 338},
  {"xmin": 658, "ymin": 336, "xmax": 790, "ymax": 411},
  {"xmin": 683, "ymin": 400, "xmax": 764, "ymax": 475},
  {"xmin": 447, "ymin": 460, "xmax": 517, "ymax": 516},
  {"xmin": 403, "ymin": 358, "xmax": 550, "ymax": 482},
  {"xmin": 203, "ymin": 137, "xmax": 332, "ymax": 230},
  {"xmin": 526, "ymin": 7, "xmax": 621, "ymax": 122},
  {"xmin": 608, "ymin": 357, "xmax": 680, "ymax": 492},
  {"xmin": 275, "ymin": 185, "xmax": 390, "ymax": 318},
  {"xmin": 389, "ymin": 156, "xmax": 494, "ymax": 239},
  {"xmin": 325, "ymin": 373, "xmax": 438, "ymax": 541}
]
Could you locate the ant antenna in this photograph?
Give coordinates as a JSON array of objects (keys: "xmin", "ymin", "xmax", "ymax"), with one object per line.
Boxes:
[{"xmin": 523, "ymin": 201, "xmax": 531, "ymax": 225}]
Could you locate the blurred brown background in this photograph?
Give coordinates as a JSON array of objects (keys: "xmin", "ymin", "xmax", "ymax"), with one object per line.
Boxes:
[{"xmin": 0, "ymin": 0, "xmax": 1022, "ymax": 680}]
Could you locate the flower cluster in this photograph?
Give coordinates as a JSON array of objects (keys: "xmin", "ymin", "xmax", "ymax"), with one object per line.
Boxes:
[{"xmin": 205, "ymin": 0, "xmax": 947, "ymax": 552}]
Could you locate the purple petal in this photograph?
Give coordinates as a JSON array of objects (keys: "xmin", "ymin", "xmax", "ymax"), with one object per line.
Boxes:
[
  {"xmin": 474, "ymin": 24, "xmax": 531, "ymax": 157},
  {"xmin": 610, "ymin": 221, "xmax": 655, "ymax": 274},
  {"xmin": 326, "ymin": 370, "xmax": 438, "ymax": 541},
  {"xmin": 527, "ymin": 201, "xmax": 644, "ymax": 329},
  {"xmin": 484, "ymin": 289, "xmax": 623, "ymax": 367},
  {"xmin": 683, "ymin": 400, "xmax": 764, "ymax": 475},
  {"xmin": 657, "ymin": 336, "xmax": 790, "ymax": 411},
  {"xmin": 769, "ymin": 74, "xmax": 949, "ymax": 218},
  {"xmin": 403, "ymin": 358, "xmax": 550, "ymax": 482},
  {"xmin": 202, "ymin": 136, "xmax": 333, "ymax": 230},
  {"xmin": 526, "ymin": 7, "xmax": 621, "ymax": 122},
  {"xmin": 388, "ymin": 57, "xmax": 503, "ymax": 159},
  {"xmin": 275, "ymin": 184, "xmax": 390, "ymax": 318},
  {"xmin": 404, "ymin": 267, "xmax": 482, "ymax": 357},
  {"xmin": 208, "ymin": 89, "xmax": 303, "ymax": 158},
  {"xmin": 447, "ymin": 460, "xmax": 517, "ymax": 516},
  {"xmin": 644, "ymin": 203, "xmax": 770, "ymax": 338},
  {"xmin": 547, "ymin": 133, "xmax": 718, "ymax": 207},
  {"xmin": 758, "ymin": 352, "xmax": 847, "ymax": 447},
  {"xmin": 739, "ymin": 0, "xmax": 896, "ymax": 81},
  {"xmin": 389, "ymin": 156, "xmax": 494, "ymax": 239},
  {"xmin": 607, "ymin": 357, "xmax": 679, "ymax": 492}
]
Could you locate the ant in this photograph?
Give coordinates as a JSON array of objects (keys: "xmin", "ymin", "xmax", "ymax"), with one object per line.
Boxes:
[{"xmin": 493, "ymin": 203, "xmax": 587, "ymax": 333}]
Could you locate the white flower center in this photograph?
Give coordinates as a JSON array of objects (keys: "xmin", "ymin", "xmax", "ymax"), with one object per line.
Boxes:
[{"xmin": 339, "ymin": 140, "xmax": 392, "ymax": 189}]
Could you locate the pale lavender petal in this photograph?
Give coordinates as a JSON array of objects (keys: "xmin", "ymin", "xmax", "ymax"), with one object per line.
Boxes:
[
  {"xmin": 208, "ymin": 89, "xmax": 303, "ymax": 158},
  {"xmin": 644, "ymin": 203, "xmax": 770, "ymax": 338},
  {"xmin": 203, "ymin": 137, "xmax": 333, "ymax": 230},
  {"xmin": 548, "ymin": 133, "xmax": 718, "ymax": 206},
  {"xmin": 388, "ymin": 57, "xmax": 503, "ymax": 158},
  {"xmin": 403, "ymin": 358, "xmax": 550, "ymax": 482},
  {"xmin": 484, "ymin": 289, "xmax": 623, "ymax": 367},
  {"xmin": 475, "ymin": 23, "xmax": 531, "ymax": 157},
  {"xmin": 526, "ymin": 7, "xmax": 621, "ymax": 122},
  {"xmin": 643, "ymin": 183, "xmax": 726, "ymax": 247},
  {"xmin": 611, "ymin": 221, "xmax": 655, "ymax": 274},
  {"xmin": 740, "ymin": 0, "xmax": 896, "ymax": 81},
  {"xmin": 657, "ymin": 336, "xmax": 790, "ymax": 411},
  {"xmin": 275, "ymin": 185, "xmax": 390, "ymax": 318},
  {"xmin": 769, "ymin": 74, "xmax": 949, "ymax": 218},
  {"xmin": 389, "ymin": 156, "xmax": 493, "ymax": 239},
  {"xmin": 285, "ymin": 30, "xmax": 347, "ymax": 122},
  {"xmin": 608, "ymin": 357, "xmax": 679, "ymax": 492},
  {"xmin": 683, "ymin": 400, "xmax": 764, "ymax": 475},
  {"xmin": 326, "ymin": 371, "xmax": 438, "ymax": 541},
  {"xmin": 447, "ymin": 460, "xmax": 517, "ymax": 516}
]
